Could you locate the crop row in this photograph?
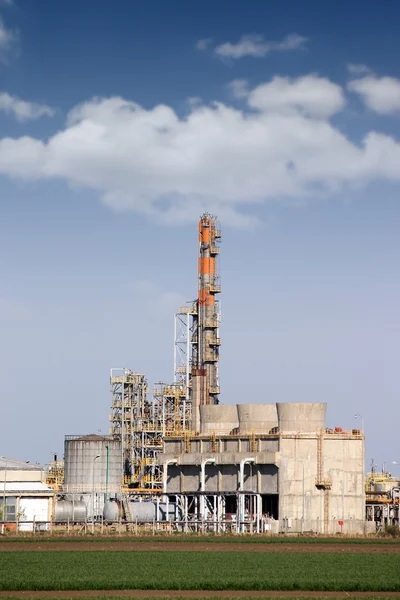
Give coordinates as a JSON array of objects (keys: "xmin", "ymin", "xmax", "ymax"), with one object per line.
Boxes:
[{"xmin": 0, "ymin": 550, "xmax": 400, "ymax": 591}]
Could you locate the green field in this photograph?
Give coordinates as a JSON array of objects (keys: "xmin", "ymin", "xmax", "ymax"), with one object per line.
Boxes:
[{"xmin": 0, "ymin": 550, "xmax": 399, "ymax": 592}]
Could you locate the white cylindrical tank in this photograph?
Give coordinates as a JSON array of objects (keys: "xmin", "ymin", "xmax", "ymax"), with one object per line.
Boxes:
[
  {"xmin": 103, "ymin": 499, "xmax": 121, "ymax": 522},
  {"xmin": 64, "ymin": 434, "xmax": 122, "ymax": 492},
  {"xmin": 200, "ymin": 405, "xmax": 239, "ymax": 434},
  {"xmin": 128, "ymin": 501, "xmax": 181, "ymax": 522},
  {"xmin": 237, "ymin": 404, "xmax": 278, "ymax": 433},
  {"xmin": 277, "ymin": 402, "xmax": 326, "ymax": 432},
  {"xmin": 54, "ymin": 500, "xmax": 87, "ymax": 522}
]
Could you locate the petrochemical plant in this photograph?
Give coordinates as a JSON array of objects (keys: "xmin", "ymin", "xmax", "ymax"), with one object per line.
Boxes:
[{"xmin": 1, "ymin": 214, "xmax": 399, "ymax": 534}]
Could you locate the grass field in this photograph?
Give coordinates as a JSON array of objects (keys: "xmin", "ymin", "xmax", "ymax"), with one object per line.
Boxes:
[{"xmin": 0, "ymin": 550, "xmax": 400, "ymax": 592}]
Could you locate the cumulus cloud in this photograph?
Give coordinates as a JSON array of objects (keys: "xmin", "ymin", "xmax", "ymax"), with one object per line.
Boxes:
[
  {"xmin": 348, "ymin": 75, "xmax": 400, "ymax": 115},
  {"xmin": 245, "ymin": 75, "xmax": 346, "ymax": 118},
  {"xmin": 0, "ymin": 75, "xmax": 400, "ymax": 226},
  {"xmin": 347, "ymin": 64, "xmax": 372, "ymax": 76},
  {"xmin": 0, "ymin": 92, "xmax": 54, "ymax": 121},
  {"xmin": 229, "ymin": 79, "xmax": 249, "ymax": 99},
  {"xmin": 214, "ymin": 33, "xmax": 307, "ymax": 59},
  {"xmin": 0, "ymin": 16, "xmax": 17, "ymax": 62}
]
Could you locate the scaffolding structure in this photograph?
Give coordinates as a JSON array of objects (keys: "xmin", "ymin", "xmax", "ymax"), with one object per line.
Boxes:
[
  {"xmin": 46, "ymin": 459, "xmax": 65, "ymax": 492},
  {"xmin": 153, "ymin": 384, "xmax": 192, "ymax": 435},
  {"xmin": 109, "ymin": 369, "xmax": 162, "ymax": 489},
  {"xmin": 365, "ymin": 464, "xmax": 400, "ymax": 530}
]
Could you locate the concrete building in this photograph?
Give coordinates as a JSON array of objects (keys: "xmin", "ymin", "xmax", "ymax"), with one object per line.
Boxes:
[
  {"xmin": 161, "ymin": 402, "xmax": 369, "ymax": 534},
  {"xmin": 0, "ymin": 457, "xmax": 54, "ymax": 531}
]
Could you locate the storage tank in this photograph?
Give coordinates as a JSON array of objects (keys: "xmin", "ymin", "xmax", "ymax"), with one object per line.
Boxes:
[
  {"xmin": 64, "ymin": 434, "xmax": 122, "ymax": 493},
  {"xmin": 200, "ymin": 405, "xmax": 239, "ymax": 434},
  {"xmin": 54, "ymin": 500, "xmax": 87, "ymax": 522},
  {"xmin": 277, "ymin": 402, "xmax": 326, "ymax": 432},
  {"xmin": 103, "ymin": 499, "xmax": 121, "ymax": 522},
  {"xmin": 128, "ymin": 501, "xmax": 182, "ymax": 522},
  {"xmin": 238, "ymin": 404, "xmax": 278, "ymax": 433}
]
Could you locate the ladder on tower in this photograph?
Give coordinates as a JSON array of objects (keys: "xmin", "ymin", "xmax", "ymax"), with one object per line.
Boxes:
[
  {"xmin": 315, "ymin": 430, "xmax": 332, "ymax": 534},
  {"xmin": 122, "ymin": 494, "xmax": 133, "ymax": 524}
]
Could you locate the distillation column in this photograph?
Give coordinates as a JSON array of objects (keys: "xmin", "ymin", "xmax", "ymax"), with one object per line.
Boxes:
[{"xmin": 191, "ymin": 214, "xmax": 221, "ymax": 431}]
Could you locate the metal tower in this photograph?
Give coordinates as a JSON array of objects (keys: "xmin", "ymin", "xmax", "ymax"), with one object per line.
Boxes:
[
  {"xmin": 174, "ymin": 213, "xmax": 222, "ymax": 431},
  {"xmin": 109, "ymin": 368, "xmax": 162, "ymax": 489}
]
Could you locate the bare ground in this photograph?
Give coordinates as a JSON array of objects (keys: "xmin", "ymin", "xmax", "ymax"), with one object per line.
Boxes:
[{"xmin": 0, "ymin": 541, "xmax": 398, "ymax": 553}]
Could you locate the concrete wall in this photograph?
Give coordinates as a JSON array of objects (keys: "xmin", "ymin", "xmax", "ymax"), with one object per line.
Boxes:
[
  {"xmin": 164, "ymin": 461, "xmax": 278, "ymax": 494},
  {"xmin": 237, "ymin": 404, "xmax": 278, "ymax": 434},
  {"xmin": 278, "ymin": 434, "xmax": 365, "ymax": 534},
  {"xmin": 277, "ymin": 403, "xmax": 326, "ymax": 433},
  {"xmin": 200, "ymin": 405, "xmax": 239, "ymax": 434},
  {"xmin": 0, "ymin": 469, "xmax": 45, "ymax": 483}
]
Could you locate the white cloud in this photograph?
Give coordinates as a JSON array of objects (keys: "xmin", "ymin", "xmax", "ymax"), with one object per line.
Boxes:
[
  {"xmin": 0, "ymin": 92, "xmax": 54, "ymax": 121},
  {"xmin": 0, "ymin": 75, "xmax": 400, "ymax": 226},
  {"xmin": 229, "ymin": 79, "xmax": 249, "ymax": 99},
  {"xmin": 215, "ymin": 33, "xmax": 307, "ymax": 59},
  {"xmin": 186, "ymin": 96, "xmax": 202, "ymax": 107},
  {"xmin": 247, "ymin": 75, "xmax": 346, "ymax": 119},
  {"xmin": 0, "ymin": 17, "xmax": 16, "ymax": 61},
  {"xmin": 348, "ymin": 75, "xmax": 400, "ymax": 115},
  {"xmin": 347, "ymin": 64, "xmax": 372, "ymax": 76}
]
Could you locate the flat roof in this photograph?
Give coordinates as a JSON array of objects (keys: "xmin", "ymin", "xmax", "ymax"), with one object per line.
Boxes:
[
  {"xmin": 3, "ymin": 482, "xmax": 54, "ymax": 493},
  {"xmin": 0, "ymin": 457, "xmax": 44, "ymax": 470}
]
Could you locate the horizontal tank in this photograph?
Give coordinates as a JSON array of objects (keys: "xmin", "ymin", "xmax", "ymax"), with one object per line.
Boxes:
[
  {"xmin": 128, "ymin": 501, "xmax": 182, "ymax": 522},
  {"xmin": 277, "ymin": 402, "xmax": 326, "ymax": 433},
  {"xmin": 200, "ymin": 405, "xmax": 239, "ymax": 434},
  {"xmin": 103, "ymin": 499, "xmax": 121, "ymax": 522},
  {"xmin": 238, "ymin": 404, "xmax": 278, "ymax": 434},
  {"xmin": 54, "ymin": 500, "xmax": 87, "ymax": 522},
  {"xmin": 64, "ymin": 434, "xmax": 122, "ymax": 493}
]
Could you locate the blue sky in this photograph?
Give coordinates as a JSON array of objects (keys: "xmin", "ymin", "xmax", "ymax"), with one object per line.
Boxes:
[{"xmin": 1, "ymin": 0, "xmax": 400, "ymax": 472}]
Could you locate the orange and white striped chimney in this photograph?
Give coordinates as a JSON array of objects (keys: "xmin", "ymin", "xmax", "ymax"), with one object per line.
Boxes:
[{"xmin": 191, "ymin": 213, "xmax": 221, "ymax": 430}]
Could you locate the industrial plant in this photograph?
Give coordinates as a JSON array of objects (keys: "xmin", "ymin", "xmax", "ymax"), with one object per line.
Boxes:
[{"xmin": 1, "ymin": 214, "xmax": 399, "ymax": 534}]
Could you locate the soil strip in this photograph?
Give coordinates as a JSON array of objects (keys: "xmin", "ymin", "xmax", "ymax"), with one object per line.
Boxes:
[{"xmin": 0, "ymin": 542, "xmax": 398, "ymax": 553}]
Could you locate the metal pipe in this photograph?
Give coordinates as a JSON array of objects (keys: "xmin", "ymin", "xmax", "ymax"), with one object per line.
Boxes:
[
  {"xmin": 2, "ymin": 461, "xmax": 7, "ymax": 526},
  {"xmin": 295, "ymin": 458, "xmax": 305, "ymax": 533},
  {"xmin": 200, "ymin": 458, "xmax": 216, "ymax": 492},
  {"xmin": 238, "ymin": 458, "xmax": 255, "ymax": 534},
  {"xmin": 200, "ymin": 459, "xmax": 216, "ymax": 521},
  {"xmin": 163, "ymin": 460, "xmax": 177, "ymax": 496},
  {"xmin": 239, "ymin": 458, "xmax": 255, "ymax": 492},
  {"xmin": 91, "ymin": 454, "xmax": 100, "ymax": 535},
  {"xmin": 105, "ymin": 445, "xmax": 109, "ymax": 502}
]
